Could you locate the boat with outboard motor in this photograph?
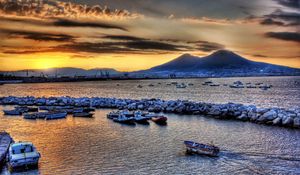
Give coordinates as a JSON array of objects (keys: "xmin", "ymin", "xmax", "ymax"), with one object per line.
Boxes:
[
  {"xmin": 7, "ymin": 142, "xmax": 41, "ymax": 171},
  {"xmin": 184, "ymin": 141, "xmax": 219, "ymax": 157}
]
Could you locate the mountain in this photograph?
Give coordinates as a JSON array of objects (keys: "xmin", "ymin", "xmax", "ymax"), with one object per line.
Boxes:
[
  {"xmin": 142, "ymin": 50, "xmax": 300, "ymax": 77},
  {"xmin": 1, "ymin": 67, "xmax": 121, "ymax": 77}
]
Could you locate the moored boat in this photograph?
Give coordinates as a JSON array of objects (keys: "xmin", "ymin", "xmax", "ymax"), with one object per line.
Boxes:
[
  {"xmin": 0, "ymin": 132, "xmax": 13, "ymax": 169},
  {"xmin": 134, "ymin": 114, "xmax": 149, "ymax": 124},
  {"xmin": 3, "ymin": 109, "xmax": 23, "ymax": 116},
  {"xmin": 73, "ymin": 112, "xmax": 94, "ymax": 118},
  {"xmin": 113, "ymin": 115, "xmax": 135, "ymax": 125},
  {"xmin": 45, "ymin": 111, "xmax": 67, "ymax": 120},
  {"xmin": 151, "ymin": 115, "xmax": 167, "ymax": 124},
  {"xmin": 184, "ymin": 141, "xmax": 220, "ymax": 157},
  {"xmin": 7, "ymin": 142, "xmax": 41, "ymax": 171}
]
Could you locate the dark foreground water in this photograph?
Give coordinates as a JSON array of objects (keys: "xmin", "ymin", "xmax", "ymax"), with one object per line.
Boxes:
[{"xmin": 0, "ymin": 77, "xmax": 300, "ymax": 174}]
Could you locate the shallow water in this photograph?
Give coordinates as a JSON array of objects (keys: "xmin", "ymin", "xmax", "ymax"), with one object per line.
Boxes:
[
  {"xmin": 0, "ymin": 76, "xmax": 300, "ymax": 174},
  {"xmin": 0, "ymin": 108, "xmax": 299, "ymax": 175}
]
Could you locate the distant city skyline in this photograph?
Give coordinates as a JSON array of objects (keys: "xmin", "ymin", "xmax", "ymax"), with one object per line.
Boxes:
[{"xmin": 0, "ymin": 0, "xmax": 299, "ymax": 71}]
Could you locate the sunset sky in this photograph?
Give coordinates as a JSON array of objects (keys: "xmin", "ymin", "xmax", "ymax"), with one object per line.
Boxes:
[{"xmin": 0, "ymin": 0, "xmax": 299, "ymax": 71}]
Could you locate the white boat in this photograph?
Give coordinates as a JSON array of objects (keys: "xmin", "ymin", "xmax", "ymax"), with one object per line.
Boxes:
[
  {"xmin": 7, "ymin": 142, "xmax": 41, "ymax": 171},
  {"xmin": 176, "ymin": 83, "xmax": 187, "ymax": 88},
  {"xmin": 184, "ymin": 141, "xmax": 219, "ymax": 157},
  {"xmin": 134, "ymin": 114, "xmax": 149, "ymax": 124},
  {"xmin": 45, "ymin": 112, "xmax": 67, "ymax": 120}
]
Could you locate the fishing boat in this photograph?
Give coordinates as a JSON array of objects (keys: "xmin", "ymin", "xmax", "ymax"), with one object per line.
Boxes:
[
  {"xmin": 113, "ymin": 115, "xmax": 135, "ymax": 125},
  {"xmin": 176, "ymin": 83, "xmax": 187, "ymax": 88},
  {"xmin": 73, "ymin": 112, "xmax": 94, "ymax": 118},
  {"xmin": 107, "ymin": 111, "xmax": 120, "ymax": 119},
  {"xmin": 0, "ymin": 132, "xmax": 13, "ymax": 169},
  {"xmin": 7, "ymin": 142, "xmax": 41, "ymax": 171},
  {"xmin": 151, "ymin": 115, "xmax": 167, "ymax": 124},
  {"xmin": 15, "ymin": 106, "xmax": 38, "ymax": 113},
  {"xmin": 3, "ymin": 109, "xmax": 23, "ymax": 116},
  {"xmin": 184, "ymin": 141, "xmax": 220, "ymax": 157},
  {"xmin": 134, "ymin": 114, "xmax": 149, "ymax": 124},
  {"xmin": 45, "ymin": 111, "xmax": 67, "ymax": 120}
]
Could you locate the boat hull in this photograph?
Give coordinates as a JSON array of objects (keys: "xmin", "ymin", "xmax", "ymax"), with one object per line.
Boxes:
[
  {"xmin": 184, "ymin": 141, "xmax": 219, "ymax": 157},
  {"xmin": 0, "ymin": 132, "xmax": 13, "ymax": 170}
]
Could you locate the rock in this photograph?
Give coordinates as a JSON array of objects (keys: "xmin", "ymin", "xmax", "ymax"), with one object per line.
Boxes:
[
  {"xmin": 272, "ymin": 117, "xmax": 282, "ymax": 126},
  {"xmin": 237, "ymin": 113, "xmax": 248, "ymax": 121},
  {"xmin": 282, "ymin": 117, "xmax": 293, "ymax": 127},
  {"xmin": 293, "ymin": 118, "xmax": 300, "ymax": 128}
]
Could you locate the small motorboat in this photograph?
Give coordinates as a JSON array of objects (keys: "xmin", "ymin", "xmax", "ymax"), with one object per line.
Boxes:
[
  {"xmin": 3, "ymin": 109, "xmax": 23, "ymax": 116},
  {"xmin": 113, "ymin": 115, "xmax": 135, "ymax": 125},
  {"xmin": 134, "ymin": 114, "xmax": 149, "ymax": 124},
  {"xmin": 151, "ymin": 115, "xmax": 167, "ymax": 124},
  {"xmin": 15, "ymin": 106, "xmax": 38, "ymax": 113},
  {"xmin": 209, "ymin": 83, "xmax": 220, "ymax": 87},
  {"xmin": 184, "ymin": 141, "xmax": 220, "ymax": 157},
  {"xmin": 7, "ymin": 142, "xmax": 41, "ymax": 171},
  {"xmin": 176, "ymin": 83, "xmax": 187, "ymax": 88},
  {"xmin": 107, "ymin": 111, "xmax": 120, "ymax": 119},
  {"xmin": 45, "ymin": 111, "xmax": 67, "ymax": 120},
  {"xmin": 0, "ymin": 132, "xmax": 13, "ymax": 169},
  {"xmin": 73, "ymin": 112, "xmax": 94, "ymax": 118}
]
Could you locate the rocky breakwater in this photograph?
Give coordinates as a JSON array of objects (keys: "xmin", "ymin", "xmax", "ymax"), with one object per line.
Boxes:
[{"xmin": 0, "ymin": 96, "xmax": 299, "ymax": 129}]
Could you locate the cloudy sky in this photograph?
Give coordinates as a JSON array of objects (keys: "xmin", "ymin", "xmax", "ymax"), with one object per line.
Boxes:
[{"xmin": 0, "ymin": 0, "xmax": 299, "ymax": 71}]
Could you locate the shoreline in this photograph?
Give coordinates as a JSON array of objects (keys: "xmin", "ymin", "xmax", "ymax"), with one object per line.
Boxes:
[
  {"xmin": 1, "ymin": 96, "xmax": 299, "ymax": 129},
  {"xmin": 0, "ymin": 75, "xmax": 299, "ymax": 84}
]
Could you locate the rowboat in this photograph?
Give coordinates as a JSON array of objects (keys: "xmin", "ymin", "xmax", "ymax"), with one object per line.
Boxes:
[
  {"xmin": 0, "ymin": 132, "xmax": 13, "ymax": 169},
  {"xmin": 73, "ymin": 112, "xmax": 94, "ymax": 118},
  {"xmin": 184, "ymin": 141, "xmax": 220, "ymax": 157},
  {"xmin": 151, "ymin": 115, "xmax": 167, "ymax": 124},
  {"xmin": 7, "ymin": 142, "xmax": 41, "ymax": 171},
  {"xmin": 134, "ymin": 114, "xmax": 149, "ymax": 124},
  {"xmin": 113, "ymin": 115, "xmax": 135, "ymax": 125},
  {"xmin": 3, "ymin": 109, "xmax": 23, "ymax": 116},
  {"xmin": 45, "ymin": 111, "xmax": 67, "ymax": 120}
]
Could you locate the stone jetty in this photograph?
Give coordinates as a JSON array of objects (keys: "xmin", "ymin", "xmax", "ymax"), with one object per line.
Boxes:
[{"xmin": 0, "ymin": 96, "xmax": 299, "ymax": 129}]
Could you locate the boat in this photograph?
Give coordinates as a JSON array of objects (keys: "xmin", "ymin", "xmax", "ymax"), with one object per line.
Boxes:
[
  {"xmin": 3, "ymin": 109, "xmax": 23, "ymax": 116},
  {"xmin": 0, "ymin": 132, "xmax": 13, "ymax": 169},
  {"xmin": 176, "ymin": 83, "xmax": 187, "ymax": 88},
  {"xmin": 229, "ymin": 84, "xmax": 244, "ymax": 88},
  {"xmin": 7, "ymin": 142, "xmax": 41, "ymax": 171},
  {"xmin": 209, "ymin": 84, "xmax": 220, "ymax": 87},
  {"xmin": 151, "ymin": 115, "xmax": 167, "ymax": 124},
  {"xmin": 107, "ymin": 111, "xmax": 120, "ymax": 119},
  {"xmin": 73, "ymin": 112, "xmax": 94, "ymax": 118},
  {"xmin": 246, "ymin": 85, "xmax": 257, "ymax": 88},
  {"xmin": 188, "ymin": 83, "xmax": 194, "ymax": 86},
  {"xmin": 148, "ymin": 84, "xmax": 155, "ymax": 87},
  {"xmin": 113, "ymin": 115, "xmax": 135, "ymax": 125},
  {"xmin": 137, "ymin": 85, "xmax": 143, "ymax": 88},
  {"xmin": 15, "ymin": 106, "xmax": 38, "ymax": 113},
  {"xmin": 120, "ymin": 109, "xmax": 134, "ymax": 117},
  {"xmin": 24, "ymin": 112, "xmax": 48, "ymax": 120},
  {"xmin": 45, "ymin": 111, "xmax": 67, "ymax": 120},
  {"xmin": 134, "ymin": 114, "xmax": 149, "ymax": 124},
  {"xmin": 184, "ymin": 141, "xmax": 220, "ymax": 157}
]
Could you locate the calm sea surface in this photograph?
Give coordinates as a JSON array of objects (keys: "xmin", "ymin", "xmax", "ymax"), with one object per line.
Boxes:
[{"xmin": 0, "ymin": 76, "xmax": 300, "ymax": 175}]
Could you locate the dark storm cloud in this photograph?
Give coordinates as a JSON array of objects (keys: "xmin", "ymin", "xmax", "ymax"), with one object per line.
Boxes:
[
  {"xmin": 260, "ymin": 18, "xmax": 285, "ymax": 26},
  {"xmin": 102, "ymin": 35, "xmax": 145, "ymax": 41},
  {"xmin": 273, "ymin": 0, "xmax": 300, "ymax": 9},
  {"xmin": 1, "ymin": 29, "xmax": 75, "ymax": 42},
  {"xmin": 52, "ymin": 19, "xmax": 128, "ymax": 31},
  {"xmin": 253, "ymin": 54, "xmax": 269, "ymax": 58},
  {"xmin": 265, "ymin": 9, "xmax": 300, "ymax": 26},
  {"xmin": 188, "ymin": 41, "xmax": 225, "ymax": 52},
  {"xmin": 124, "ymin": 41, "xmax": 184, "ymax": 51},
  {"xmin": 265, "ymin": 32, "xmax": 300, "ymax": 43},
  {"xmin": 56, "ymin": 40, "xmax": 187, "ymax": 54}
]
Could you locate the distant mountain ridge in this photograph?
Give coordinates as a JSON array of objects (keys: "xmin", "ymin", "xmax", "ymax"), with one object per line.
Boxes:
[
  {"xmin": 1, "ymin": 67, "xmax": 121, "ymax": 77},
  {"xmin": 142, "ymin": 50, "xmax": 300, "ymax": 77}
]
